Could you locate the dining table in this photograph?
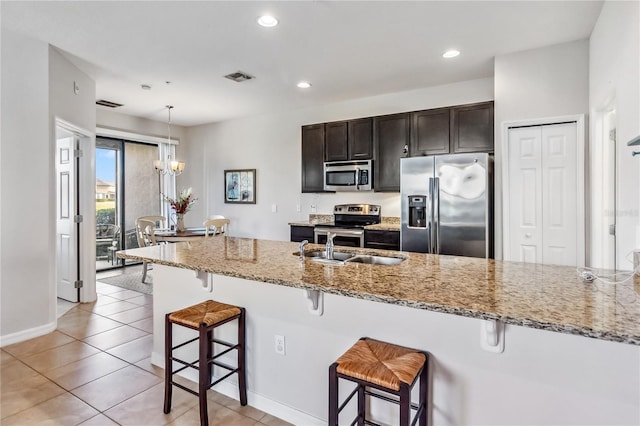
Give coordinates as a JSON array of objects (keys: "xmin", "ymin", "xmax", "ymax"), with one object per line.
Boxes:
[{"xmin": 154, "ymin": 227, "xmax": 208, "ymax": 242}]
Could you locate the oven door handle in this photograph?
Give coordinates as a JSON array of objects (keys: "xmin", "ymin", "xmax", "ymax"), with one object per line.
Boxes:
[
  {"xmin": 331, "ymin": 229, "xmax": 364, "ymax": 237},
  {"xmin": 313, "ymin": 228, "xmax": 365, "ymax": 246}
]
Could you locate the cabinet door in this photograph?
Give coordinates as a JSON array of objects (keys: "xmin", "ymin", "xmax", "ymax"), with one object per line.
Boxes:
[
  {"xmin": 301, "ymin": 124, "xmax": 326, "ymax": 193},
  {"xmin": 451, "ymin": 101, "xmax": 494, "ymax": 153},
  {"xmin": 364, "ymin": 230, "xmax": 400, "ymax": 251},
  {"xmin": 290, "ymin": 226, "xmax": 315, "ymax": 242},
  {"xmin": 324, "ymin": 121, "xmax": 348, "ymax": 162},
  {"xmin": 374, "ymin": 113, "xmax": 410, "ymax": 192},
  {"xmin": 411, "ymin": 108, "xmax": 450, "ymax": 156},
  {"xmin": 348, "ymin": 118, "xmax": 373, "ymax": 160}
]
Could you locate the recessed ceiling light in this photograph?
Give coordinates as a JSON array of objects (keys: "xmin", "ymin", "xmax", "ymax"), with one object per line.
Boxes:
[
  {"xmin": 297, "ymin": 81, "xmax": 312, "ymax": 89},
  {"xmin": 442, "ymin": 50, "xmax": 460, "ymax": 59},
  {"xmin": 257, "ymin": 15, "xmax": 278, "ymax": 27}
]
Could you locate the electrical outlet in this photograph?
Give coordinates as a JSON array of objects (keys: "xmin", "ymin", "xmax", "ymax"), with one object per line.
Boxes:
[
  {"xmin": 271, "ymin": 203, "xmax": 277, "ymax": 213},
  {"xmin": 296, "ymin": 204, "xmax": 301, "ymax": 212},
  {"xmin": 275, "ymin": 335, "xmax": 285, "ymax": 355},
  {"xmin": 310, "ymin": 204, "xmax": 317, "ymax": 213}
]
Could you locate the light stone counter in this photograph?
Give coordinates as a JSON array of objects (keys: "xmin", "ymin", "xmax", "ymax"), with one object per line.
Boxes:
[{"xmin": 117, "ymin": 236, "xmax": 640, "ymax": 346}]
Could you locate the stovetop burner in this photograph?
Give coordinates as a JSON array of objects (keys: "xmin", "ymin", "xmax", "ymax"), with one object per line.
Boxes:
[{"xmin": 325, "ymin": 204, "xmax": 381, "ymax": 228}]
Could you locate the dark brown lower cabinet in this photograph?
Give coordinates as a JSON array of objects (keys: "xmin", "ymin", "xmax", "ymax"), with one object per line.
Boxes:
[
  {"xmin": 364, "ymin": 230, "xmax": 400, "ymax": 251},
  {"xmin": 290, "ymin": 226, "xmax": 314, "ymax": 243}
]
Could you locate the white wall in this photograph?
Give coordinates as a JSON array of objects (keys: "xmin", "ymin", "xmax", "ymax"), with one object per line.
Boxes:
[
  {"xmin": 0, "ymin": 28, "xmax": 97, "ymax": 344},
  {"xmin": 1, "ymin": 29, "xmax": 52, "ymax": 341},
  {"xmin": 589, "ymin": 0, "xmax": 640, "ymax": 270},
  {"xmin": 494, "ymin": 40, "xmax": 590, "ymax": 259},
  {"xmin": 184, "ymin": 78, "xmax": 494, "ymax": 240}
]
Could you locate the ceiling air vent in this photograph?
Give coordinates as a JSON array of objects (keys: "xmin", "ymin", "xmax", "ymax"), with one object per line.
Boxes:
[
  {"xmin": 96, "ymin": 99, "xmax": 123, "ymax": 108},
  {"xmin": 224, "ymin": 71, "xmax": 255, "ymax": 83}
]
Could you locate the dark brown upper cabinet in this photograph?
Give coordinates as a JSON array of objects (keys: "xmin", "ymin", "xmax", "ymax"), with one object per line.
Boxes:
[
  {"xmin": 348, "ymin": 118, "xmax": 373, "ymax": 160},
  {"xmin": 324, "ymin": 121, "xmax": 348, "ymax": 162},
  {"xmin": 410, "ymin": 108, "xmax": 451, "ymax": 156},
  {"xmin": 374, "ymin": 113, "xmax": 410, "ymax": 192},
  {"xmin": 301, "ymin": 101, "xmax": 493, "ymax": 193},
  {"xmin": 451, "ymin": 101, "xmax": 494, "ymax": 153},
  {"xmin": 324, "ymin": 118, "xmax": 373, "ymax": 162},
  {"xmin": 301, "ymin": 124, "xmax": 326, "ymax": 193}
]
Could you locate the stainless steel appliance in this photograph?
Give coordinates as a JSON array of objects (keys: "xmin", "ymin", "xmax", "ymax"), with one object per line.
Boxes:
[
  {"xmin": 314, "ymin": 204, "xmax": 381, "ymax": 247},
  {"xmin": 324, "ymin": 160, "xmax": 372, "ymax": 191},
  {"xmin": 400, "ymin": 153, "xmax": 493, "ymax": 258}
]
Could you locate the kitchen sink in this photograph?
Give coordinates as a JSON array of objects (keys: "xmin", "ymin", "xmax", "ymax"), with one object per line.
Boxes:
[
  {"xmin": 296, "ymin": 250, "xmax": 406, "ymax": 266},
  {"xmin": 301, "ymin": 250, "xmax": 355, "ymax": 261},
  {"xmin": 346, "ymin": 255, "xmax": 406, "ymax": 266}
]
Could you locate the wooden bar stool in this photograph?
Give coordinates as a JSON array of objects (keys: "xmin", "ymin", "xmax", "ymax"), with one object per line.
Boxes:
[
  {"xmin": 329, "ymin": 337, "xmax": 429, "ymax": 426},
  {"xmin": 164, "ymin": 300, "xmax": 247, "ymax": 426}
]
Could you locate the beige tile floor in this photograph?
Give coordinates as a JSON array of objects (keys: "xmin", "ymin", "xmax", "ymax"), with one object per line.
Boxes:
[{"xmin": 1, "ymin": 275, "xmax": 292, "ymax": 425}]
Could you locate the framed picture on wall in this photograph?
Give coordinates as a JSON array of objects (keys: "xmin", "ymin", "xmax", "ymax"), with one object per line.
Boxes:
[{"xmin": 224, "ymin": 169, "xmax": 256, "ymax": 204}]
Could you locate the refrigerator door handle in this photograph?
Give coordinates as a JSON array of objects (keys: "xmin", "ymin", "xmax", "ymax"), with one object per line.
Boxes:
[{"xmin": 430, "ymin": 177, "xmax": 440, "ymax": 254}]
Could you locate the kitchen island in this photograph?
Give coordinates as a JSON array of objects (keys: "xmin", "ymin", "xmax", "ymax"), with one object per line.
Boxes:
[{"xmin": 118, "ymin": 237, "xmax": 640, "ymax": 425}]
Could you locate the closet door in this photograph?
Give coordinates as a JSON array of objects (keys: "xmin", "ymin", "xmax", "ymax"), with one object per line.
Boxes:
[
  {"xmin": 541, "ymin": 123, "xmax": 577, "ymax": 266},
  {"xmin": 508, "ymin": 127, "xmax": 543, "ymax": 263},
  {"xmin": 506, "ymin": 123, "xmax": 578, "ymax": 266}
]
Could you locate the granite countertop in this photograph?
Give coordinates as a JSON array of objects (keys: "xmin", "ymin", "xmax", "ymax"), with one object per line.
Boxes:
[{"xmin": 117, "ymin": 237, "xmax": 640, "ymax": 346}]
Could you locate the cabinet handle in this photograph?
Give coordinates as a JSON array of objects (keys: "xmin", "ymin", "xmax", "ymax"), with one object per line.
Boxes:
[{"xmin": 402, "ymin": 144, "xmax": 408, "ymax": 156}]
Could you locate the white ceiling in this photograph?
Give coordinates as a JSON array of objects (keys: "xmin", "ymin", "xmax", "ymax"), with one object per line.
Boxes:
[{"xmin": 2, "ymin": 1, "xmax": 603, "ymax": 126}]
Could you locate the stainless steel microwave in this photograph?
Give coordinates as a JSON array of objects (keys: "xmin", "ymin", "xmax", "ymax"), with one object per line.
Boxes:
[{"xmin": 324, "ymin": 160, "xmax": 372, "ymax": 191}]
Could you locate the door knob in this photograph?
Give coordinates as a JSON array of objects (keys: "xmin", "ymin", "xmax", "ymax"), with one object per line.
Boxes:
[{"xmin": 525, "ymin": 233, "xmax": 532, "ymax": 238}]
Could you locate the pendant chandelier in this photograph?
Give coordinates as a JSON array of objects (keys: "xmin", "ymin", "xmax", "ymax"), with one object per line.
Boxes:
[{"xmin": 154, "ymin": 105, "xmax": 185, "ymax": 176}]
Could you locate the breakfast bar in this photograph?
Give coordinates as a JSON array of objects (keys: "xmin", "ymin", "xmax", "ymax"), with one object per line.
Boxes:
[{"xmin": 118, "ymin": 237, "xmax": 640, "ymax": 425}]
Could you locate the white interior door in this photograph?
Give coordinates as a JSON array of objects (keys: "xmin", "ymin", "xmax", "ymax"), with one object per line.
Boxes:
[
  {"xmin": 56, "ymin": 132, "xmax": 79, "ymax": 302},
  {"xmin": 508, "ymin": 127, "xmax": 543, "ymax": 263},
  {"xmin": 507, "ymin": 123, "xmax": 578, "ymax": 266},
  {"xmin": 541, "ymin": 123, "xmax": 578, "ymax": 266}
]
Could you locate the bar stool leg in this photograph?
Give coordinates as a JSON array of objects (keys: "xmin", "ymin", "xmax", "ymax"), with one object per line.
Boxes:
[
  {"xmin": 357, "ymin": 384, "xmax": 365, "ymax": 426},
  {"xmin": 206, "ymin": 329, "xmax": 213, "ymax": 383},
  {"xmin": 399, "ymin": 383, "xmax": 410, "ymax": 426},
  {"xmin": 163, "ymin": 314, "xmax": 172, "ymax": 414},
  {"xmin": 238, "ymin": 308, "xmax": 248, "ymax": 406},
  {"xmin": 328, "ymin": 363, "xmax": 339, "ymax": 426},
  {"xmin": 419, "ymin": 355, "xmax": 429, "ymax": 426},
  {"xmin": 198, "ymin": 324, "xmax": 210, "ymax": 426}
]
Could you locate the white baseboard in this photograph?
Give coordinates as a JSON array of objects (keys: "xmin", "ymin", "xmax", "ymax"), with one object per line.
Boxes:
[
  {"xmin": 151, "ymin": 351, "xmax": 324, "ymax": 425},
  {"xmin": 0, "ymin": 321, "xmax": 57, "ymax": 347}
]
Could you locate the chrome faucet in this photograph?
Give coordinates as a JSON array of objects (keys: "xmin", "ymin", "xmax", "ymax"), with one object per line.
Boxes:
[
  {"xmin": 299, "ymin": 240, "xmax": 308, "ymax": 259},
  {"xmin": 326, "ymin": 232, "xmax": 336, "ymax": 260}
]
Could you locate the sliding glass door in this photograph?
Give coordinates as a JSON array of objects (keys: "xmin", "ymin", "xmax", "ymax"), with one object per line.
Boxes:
[{"xmin": 96, "ymin": 137, "xmax": 161, "ymax": 271}]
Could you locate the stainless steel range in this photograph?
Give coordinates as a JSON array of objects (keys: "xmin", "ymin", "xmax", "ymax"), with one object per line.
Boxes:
[{"xmin": 314, "ymin": 204, "xmax": 381, "ymax": 247}]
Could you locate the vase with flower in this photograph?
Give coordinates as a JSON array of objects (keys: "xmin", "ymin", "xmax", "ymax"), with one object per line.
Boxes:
[{"xmin": 163, "ymin": 187, "xmax": 197, "ymax": 232}]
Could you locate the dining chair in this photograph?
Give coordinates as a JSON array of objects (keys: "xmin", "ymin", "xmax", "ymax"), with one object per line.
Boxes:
[
  {"xmin": 135, "ymin": 218, "xmax": 159, "ymax": 283},
  {"xmin": 137, "ymin": 215, "xmax": 166, "ymax": 229},
  {"xmin": 96, "ymin": 224, "xmax": 120, "ymax": 262},
  {"xmin": 204, "ymin": 218, "xmax": 230, "ymax": 237}
]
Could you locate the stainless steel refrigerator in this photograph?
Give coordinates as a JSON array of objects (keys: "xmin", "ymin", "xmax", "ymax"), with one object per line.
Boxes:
[{"xmin": 400, "ymin": 153, "xmax": 493, "ymax": 258}]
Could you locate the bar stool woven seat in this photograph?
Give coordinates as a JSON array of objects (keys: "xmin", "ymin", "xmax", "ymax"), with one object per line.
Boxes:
[
  {"xmin": 169, "ymin": 300, "xmax": 241, "ymax": 328},
  {"xmin": 329, "ymin": 337, "xmax": 430, "ymax": 426},
  {"xmin": 164, "ymin": 300, "xmax": 247, "ymax": 426}
]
